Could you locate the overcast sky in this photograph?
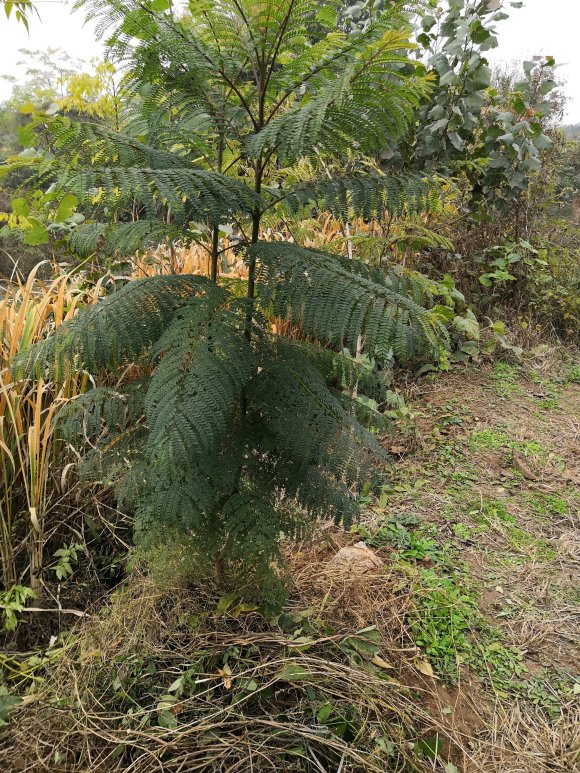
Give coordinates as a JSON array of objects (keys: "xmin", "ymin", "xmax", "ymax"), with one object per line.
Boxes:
[{"xmin": 0, "ymin": 0, "xmax": 579, "ymax": 122}]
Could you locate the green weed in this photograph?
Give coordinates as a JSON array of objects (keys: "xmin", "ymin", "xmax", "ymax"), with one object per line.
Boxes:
[
  {"xmin": 528, "ymin": 493, "xmax": 568, "ymax": 518},
  {"xmin": 492, "ymin": 363, "xmax": 521, "ymax": 398},
  {"xmin": 516, "ymin": 439, "xmax": 546, "ymax": 459},
  {"xmin": 507, "ymin": 528, "xmax": 557, "ymax": 561},
  {"xmin": 352, "ymin": 516, "xmax": 442, "ymax": 562},
  {"xmin": 478, "ymin": 499, "xmax": 516, "ymax": 525},
  {"xmin": 562, "ymin": 364, "xmax": 580, "ymax": 384},
  {"xmin": 408, "ymin": 567, "xmax": 479, "ymax": 679},
  {"xmin": 0, "ymin": 585, "xmax": 35, "ymax": 632},
  {"xmin": 469, "ymin": 428, "xmax": 510, "ymax": 451},
  {"xmin": 407, "ymin": 564, "xmax": 533, "ymax": 696},
  {"xmin": 538, "ymin": 397, "xmax": 560, "ymax": 411},
  {"xmin": 452, "ymin": 522, "xmax": 475, "ymax": 541},
  {"xmin": 477, "ymin": 641, "xmax": 527, "ymax": 697}
]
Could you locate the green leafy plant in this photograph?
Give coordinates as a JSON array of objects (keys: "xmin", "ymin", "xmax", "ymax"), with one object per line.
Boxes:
[
  {"xmin": 403, "ymin": 0, "xmax": 556, "ymax": 213},
  {"xmin": 408, "ymin": 567, "xmax": 479, "ymax": 678},
  {"xmin": 13, "ymin": 0, "xmax": 459, "ymax": 604},
  {"xmin": 355, "ymin": 514, "xmax": 441, "ymax": 561},
  {"xmin": 0, "ymin": 584, "xmax": 34, "ymax": 632},
  {"xmin": 52, "ymin": 542, "xmax": 86, "ymax": 581},
  {"xmin": 0, "ymin": 686, "xmax": 22, "ymax": 728},
  {"xmin": 478, "ymin": 240, "xmax": 540, "ymax": 288}
]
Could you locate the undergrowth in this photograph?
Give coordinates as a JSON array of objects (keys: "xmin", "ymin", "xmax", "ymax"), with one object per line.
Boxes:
[{"xmin": 0, "ymin": 570, "xmax": 465, "ymax": 772}]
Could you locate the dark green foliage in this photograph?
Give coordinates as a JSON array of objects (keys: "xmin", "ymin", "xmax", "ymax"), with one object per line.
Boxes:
[
  {"xmin": 56, "ymin": 379, "xmax": 149, "ymax": 491},
  {"xmin": 6, "ymin": 0, "xmax": 437, "ymax": 257},
  {"xmin": 252, "ymin": 242, "xmax": 446, "ymax": 361},
  {"xmin": 59, "ymin": 381, "xmax": 147, "ymax": 445},
  {"xmin": 69, "ymin": 220, "xmax": 179, "ymax": 259},
  {"xmin": 62, "ymin": 166, "xmax": 257, "ymax": 225},
  {"xmin": 276, "ymin": 338, "xmax": 389, "ymax": 401},
  {"xmin": 14, "ymin": 274, "xmax": 212, "ymax": 377},
  {"xmin": 274, "ymin": 173, "xmax": 439, "ymax": 221},
  {"xmin": 17, "ymin": 250, "xmax": 426, "ymax": 600}
]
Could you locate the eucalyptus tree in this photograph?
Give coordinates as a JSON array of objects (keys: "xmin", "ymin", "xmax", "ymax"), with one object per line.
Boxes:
[{"xmin": 397, "ymin": 0, "xmax": 556, "ymax": 213}]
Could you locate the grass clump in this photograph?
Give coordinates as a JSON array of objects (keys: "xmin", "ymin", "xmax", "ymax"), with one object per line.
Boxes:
[
  {"xmin": 562, "ymin": 364, "xmax": 580, "ymax": 384},
  {"xmin": 528, "ymin": 493, "xmax": 569, "ymax": 518},
  {"xmin": 406, "ymin": 563, "xmax": 568, "ymax": 712},
  {"xmin": 465, "ymin": 499, "xmax": 558, "ymax": 563},
  {"xmin": 469, "ymin": 429, "xmax": 547, "ymax": 460},
  {"xmin": 469, "ymin": 428, "xmax": 511, "ymax": 451},
  {"xmin": 492, "ymin": 363, "xmax": 521, "ymax": 398}
]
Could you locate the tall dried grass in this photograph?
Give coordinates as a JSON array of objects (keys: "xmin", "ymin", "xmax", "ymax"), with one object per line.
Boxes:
[{"xmin": 0, "ymin": 265, "xmax": 104, "ymax": 594}]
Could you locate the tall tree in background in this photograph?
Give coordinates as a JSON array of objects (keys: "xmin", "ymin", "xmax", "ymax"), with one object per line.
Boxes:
[{"xmin": 339, "ymin": 0, "xmax": 556, "ymax": 215}]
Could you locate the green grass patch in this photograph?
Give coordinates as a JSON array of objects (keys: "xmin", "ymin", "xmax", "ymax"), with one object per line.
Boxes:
[
  {"xmin": 408, "ymin": 566, "xmax": 480, "ymax": 679},
  {"xmin": 528, "ymin": 492, "xmax": 569, "ymax": 518},
  {"xmin": 492, "ymin": 363, "xmax": 522, "ymax": 398},
  {"xmin": 465, "ymin": 499, "xmax": 558, "ymax": 562},
  {"xmin": 406, "ymin": 563, "xmax": 533, "ymax": 694},
  {"xmin": 469, "ymin": 429, "xmax": 549, "ymax": 463},
  {"xmin": 469, "ymin": 428, "xmax": 511, "ymax": 451}
]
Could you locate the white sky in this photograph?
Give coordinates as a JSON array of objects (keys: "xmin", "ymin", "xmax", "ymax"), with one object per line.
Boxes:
[{"xmin": 0, "ymin": 0, "xmax": 579, "ymax": 122}]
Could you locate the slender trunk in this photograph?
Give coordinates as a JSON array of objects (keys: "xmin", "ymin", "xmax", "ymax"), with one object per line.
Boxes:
[
  {"xmin": 210, "ymin": 227, "xmax": 220, "ymax": 283},
  {"xmin": 210, "ymin": 133, "xmax": 225, "ymax": 283},
  {"xmin": 244, "ymin": 58, "xmax": 267, "ymax": 336},
  {"xmin": 244, "ymin": 164, "xmax": 262, "ymax": 341},
  {"xmin": 214, "ymin": 549, "xmax": 225, "ymax": 585},
  {"xmin": 169, "ymin": 241, "xmax": 176, "ymax": 275},
  {"xmin": 345, "ymin": 221, "xmax": 353, "ymax": 260}
]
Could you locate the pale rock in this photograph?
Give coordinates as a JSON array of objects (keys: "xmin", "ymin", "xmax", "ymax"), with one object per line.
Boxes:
[{"xmin": 328, "ymin": 541, "xmax": 383, "ymax": 575}]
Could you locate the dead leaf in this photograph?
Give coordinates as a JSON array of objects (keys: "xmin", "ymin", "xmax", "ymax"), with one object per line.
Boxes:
[
  {"xmin": 413, "ymin": 658, "xmax": 439, "ymax": 679},
  {"xmin": 217, "ymin": 666, "xmax": 232, "ymax": 689},
  {"xmin": 371, "ymin": 654, "xmax": 395, "ymax": 670},
  {"xmin": 512, "ymin": 450, "xmax": 538, "ymax": 480}
]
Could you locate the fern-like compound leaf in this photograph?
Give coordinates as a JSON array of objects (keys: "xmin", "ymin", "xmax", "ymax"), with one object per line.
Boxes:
[
  {"xmin": 13, "ymin": 275, "xmax": 214, "ymax": 378},
  {"xmin": 252, "ymin": 241, "xmax": 448, "ymax": 362},
  {"xmin": 272, "ymin": 174, "xmax": 440, "ymax": 221}
]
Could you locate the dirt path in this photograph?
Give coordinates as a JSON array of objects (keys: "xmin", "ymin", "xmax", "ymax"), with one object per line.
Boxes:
[{"xmin": 358, "ymin": 356, "xmax": 580, "ymax": 771}]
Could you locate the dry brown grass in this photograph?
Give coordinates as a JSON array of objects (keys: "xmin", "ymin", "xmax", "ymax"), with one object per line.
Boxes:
[
  {"xmin": 0, "ymin": 266, "xmax": 106, "ymax": 593},
  {"xmin": 135, "ymin": 239, "xmax": 247, "ymax": 279},
  {"xmin": 474, "ymin": 700, "xmax": 580, "ymax": 772},
  {"xmin": 3, "ymin": 520, "xmax": 577, "ymax": 772},
  {"xmin": 0, "ymin": 553, "xmax": 477, "ymax": 773}
]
